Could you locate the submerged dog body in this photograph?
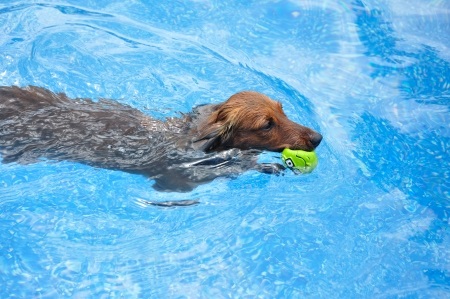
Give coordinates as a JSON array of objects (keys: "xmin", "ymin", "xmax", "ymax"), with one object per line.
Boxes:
[{"xmin": 0, "ymin": 86, "xmax": 322, "ymax": 191}]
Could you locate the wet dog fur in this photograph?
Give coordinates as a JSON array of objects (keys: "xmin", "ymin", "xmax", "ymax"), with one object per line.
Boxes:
[{"xmin": 0, "ymin": 86, "xmax": 322, "ymax": 192}]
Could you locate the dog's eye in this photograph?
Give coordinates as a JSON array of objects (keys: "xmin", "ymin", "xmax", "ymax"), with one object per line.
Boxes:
[{"xmin": 262, "ymin": 119, "xmax": 274, "ymax": 131}]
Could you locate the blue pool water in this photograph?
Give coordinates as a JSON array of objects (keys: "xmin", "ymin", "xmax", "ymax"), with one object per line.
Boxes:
[{"xmin": 1, "ymin": 0, "xmax": 449, "ymax": 297}]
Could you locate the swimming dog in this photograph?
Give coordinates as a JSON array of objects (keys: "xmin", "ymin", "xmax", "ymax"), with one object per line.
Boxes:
[{"xmin": 0, "ymin": 86, "xmax": 322, "ymax": 192}]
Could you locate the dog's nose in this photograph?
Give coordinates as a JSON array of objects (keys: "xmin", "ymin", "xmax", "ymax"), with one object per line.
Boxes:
[{"xmin": 310, "ymin": 132, "xmax": 323, "ymax": 148}]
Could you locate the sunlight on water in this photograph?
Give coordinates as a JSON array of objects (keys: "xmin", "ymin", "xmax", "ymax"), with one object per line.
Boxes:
[{"xmin": 0, "ymin": 0, "xmax": 449, "ymax": 298}]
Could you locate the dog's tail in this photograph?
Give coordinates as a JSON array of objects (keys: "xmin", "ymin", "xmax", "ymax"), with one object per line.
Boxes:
[{"xmin": 0, "ymin": 86, "xmax": 69, "ymax": 163}]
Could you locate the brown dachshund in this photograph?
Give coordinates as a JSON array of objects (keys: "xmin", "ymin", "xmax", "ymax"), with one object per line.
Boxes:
[{"xmin": 0, "ymin": 86, "xmax": 322, "ymax": 192}]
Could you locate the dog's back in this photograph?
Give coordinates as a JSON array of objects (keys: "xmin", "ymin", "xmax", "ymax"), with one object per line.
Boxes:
[{"xmin": 0, "ymin": 86, "xmax": 161, "ymax": 165}]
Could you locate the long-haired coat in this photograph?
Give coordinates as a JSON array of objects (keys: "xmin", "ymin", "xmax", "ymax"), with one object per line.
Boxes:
[{"xmin": 0, "ymin": 86, "xmax": 322, "ymax": 192}]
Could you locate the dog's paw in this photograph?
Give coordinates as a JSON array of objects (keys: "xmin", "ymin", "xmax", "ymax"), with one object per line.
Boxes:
[
  {"xmin": 143, "ymin": 199, "xmax": 200, "ymax": 207},
  {"xmin": 256, "ymin": 163, "xmax": 286, "ymax": 175}
]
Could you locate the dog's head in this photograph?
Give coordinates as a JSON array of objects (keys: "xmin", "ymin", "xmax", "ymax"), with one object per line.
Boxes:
[{"xmin": 196, "ymin": 91, "xmax": 322, "ymax": 152}]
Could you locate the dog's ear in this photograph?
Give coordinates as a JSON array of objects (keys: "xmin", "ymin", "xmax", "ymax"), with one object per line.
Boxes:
[
  {"xmin": 195, "ymin": 123, "xmax": 223, "ymax": 152},
  {"xmin": 195, "ymin": 108, "xmax": 232, "ymax": 152}
]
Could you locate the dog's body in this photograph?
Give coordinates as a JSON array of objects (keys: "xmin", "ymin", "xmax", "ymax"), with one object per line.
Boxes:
[{"xmin": 0, "ymin": 86, "xmax": 322, "ymax": 192}]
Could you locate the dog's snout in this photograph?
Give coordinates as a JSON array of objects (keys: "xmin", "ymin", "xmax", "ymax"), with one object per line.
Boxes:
[{"xmin": 310, "ymin": 132, "xmax": 323, "ymax": 148}]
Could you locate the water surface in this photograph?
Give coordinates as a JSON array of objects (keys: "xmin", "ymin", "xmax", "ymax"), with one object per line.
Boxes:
[{"xmin": 0, "ymin": 0, "xmax": 449, "ymax": 298}]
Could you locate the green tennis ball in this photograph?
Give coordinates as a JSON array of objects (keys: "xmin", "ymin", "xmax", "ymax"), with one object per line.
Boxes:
[{"xmin": 281, "ymin": 148, "xmax": 318, "ymax": 173}]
